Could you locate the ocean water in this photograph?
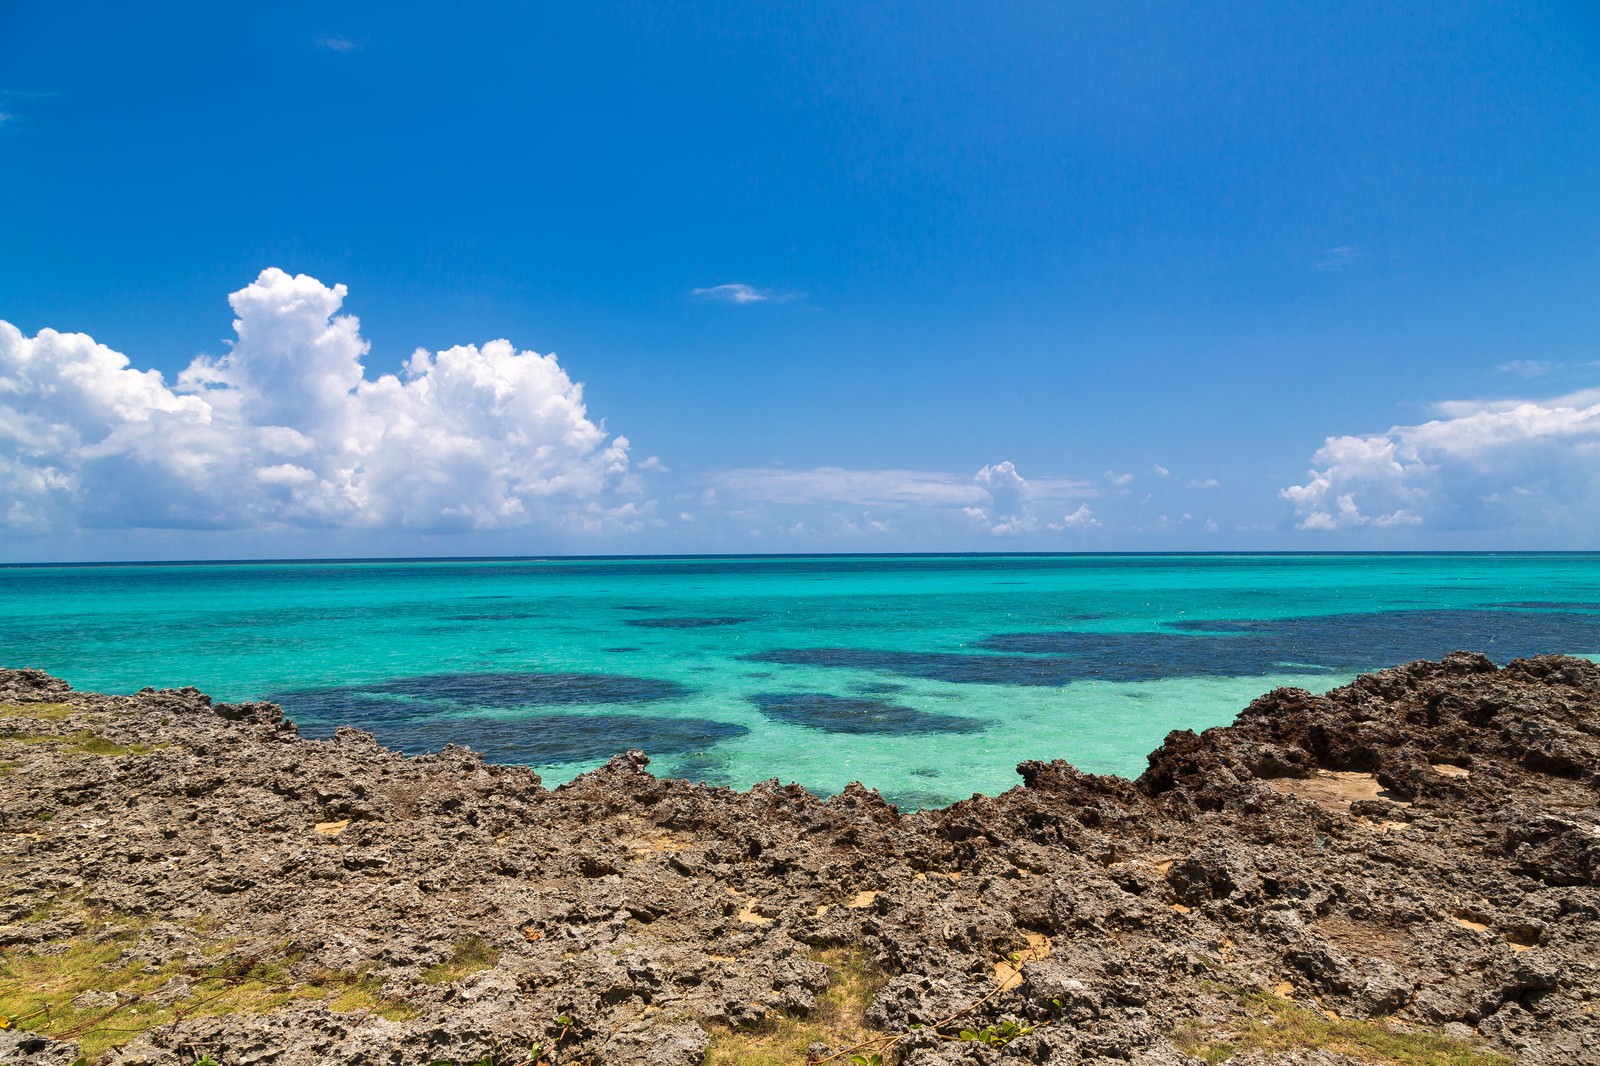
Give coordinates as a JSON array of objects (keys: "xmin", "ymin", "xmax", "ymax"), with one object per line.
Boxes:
[{"xmin": 2, "ymin": 553, "xmax": 1596, "ymax": 808}]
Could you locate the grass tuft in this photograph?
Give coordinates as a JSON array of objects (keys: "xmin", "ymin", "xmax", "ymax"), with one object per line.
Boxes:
[
  {"xmin": 0, "ymin": 917, "xmax": 415, "ymax": 1057},
  {"xmin": 420, "ymin": 936, "xmax": 500, "ymax": 985},
  {"xmin": 0, "ymin": 702, "xmax": 73, "ymax": 721},
  {"xmin": 0, "ymin": 730, "xmax": 157, "ymax": 757},
  {"xmin": 1174, "ymin": 987, "xmax": 1512, "ymax": 1066},
  {"xmin": 703, "ymin": 948, "xmax": 889, "ymax": 1066}
]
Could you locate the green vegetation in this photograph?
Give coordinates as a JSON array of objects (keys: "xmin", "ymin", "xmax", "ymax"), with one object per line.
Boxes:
[
  {"xmin": 420, "ymin": 936, "xmax": 500, "ymax": 985},
  {"xmin": 958, "ymin": 1018, "xmax": 1033, "ymax": 1046},
  {"xmin": 0, "ymin": 701, "xmax": 73, "ymax": 721},
  {"xmin": 1174, "ymin": 988, "xmax": 1512, "ymax": 1066},
  {"xmin": 0, "ymin": 729, "xmax": 156, "ymax": 757},
  {"xmin": 702, "ymin": 949, "xmax": 888, "ymax": 1066},
  {"xmin": 0, "ymin": 916, "xmax": 415, "ymax": 1060}
]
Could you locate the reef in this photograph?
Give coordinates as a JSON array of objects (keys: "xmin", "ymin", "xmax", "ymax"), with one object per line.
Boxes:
[{"xmin": 1, "ymin": 653, "xmax": 1596, "ymax": 1064}]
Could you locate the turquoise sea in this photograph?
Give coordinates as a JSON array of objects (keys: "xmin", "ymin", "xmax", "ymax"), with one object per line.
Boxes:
[{"xmin": 2, "ymin": 553, "xmax": 1596, "ymax": 808}]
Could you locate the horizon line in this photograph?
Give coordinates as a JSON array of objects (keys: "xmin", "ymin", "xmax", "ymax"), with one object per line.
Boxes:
[{"xmin": 4, "ymin": 548, "xmax": 1598, "ymax": 569}]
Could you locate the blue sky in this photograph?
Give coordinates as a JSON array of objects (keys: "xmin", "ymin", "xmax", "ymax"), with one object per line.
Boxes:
[{"xmin": 2, "ymin": 2, "xmax": 1598, "ymax": 560}]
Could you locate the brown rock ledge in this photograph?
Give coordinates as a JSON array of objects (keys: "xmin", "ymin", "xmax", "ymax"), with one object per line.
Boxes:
[{"xmin": 1, "ymin": 653, "xmax": 1596, "ymax": 1065}]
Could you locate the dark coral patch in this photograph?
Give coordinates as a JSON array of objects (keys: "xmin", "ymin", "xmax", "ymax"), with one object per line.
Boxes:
[
  {"xmin": 286, "ymin": 707, "xmax": 746, "ymax": 765},
  {"xmin": 624, "ymin": 616, "xmax": 750, "ymax": 629},
  {"xmin": 462, "ymin": 713, "xmax": 747, "ymax": 765},
  {"xmin": 370, "ymin": 671, "xmax": 693, "ymax": 706},
  {"xmin": 979, "ymin": 609, "xmax": 1600, "ymax": 680},
  {"xmin": 746, "ymin": 647, "xmax": 1080, "ymax": 686},
  {"xmin": 751, "ymin": 608, "xmax": 1600, "ymax": 688},
  {"xmin": 1162, "ymin": 608, "xmax": 1600, "ymax": 671},
  {"xmin": 750, "ymin": 692, "xmax": 986, "ymax": 735},
  {"xmin": 269, "ymin": 671, "xmax": 692, "ymax": 724}
]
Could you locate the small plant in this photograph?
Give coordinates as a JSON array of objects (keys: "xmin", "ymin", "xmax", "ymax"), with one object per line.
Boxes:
[
  {"xmin": 848, "ymin": 1054, "xmax": 883, "ymax": 1066},
  {"xmin": 958, "ymin": 1018, "xmax": 1033, "ymax": 1046}
]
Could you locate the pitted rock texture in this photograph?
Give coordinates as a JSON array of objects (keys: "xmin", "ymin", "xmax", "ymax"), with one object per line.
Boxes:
[{"xmin": 0, "ymin": 653, "xmax": 1596, "ymax": 1064}]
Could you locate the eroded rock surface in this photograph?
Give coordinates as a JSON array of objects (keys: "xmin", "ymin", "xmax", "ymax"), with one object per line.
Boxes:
[{"xmin": 1, "ymin": 653, "xmax": 1596, "ymax": 1064}]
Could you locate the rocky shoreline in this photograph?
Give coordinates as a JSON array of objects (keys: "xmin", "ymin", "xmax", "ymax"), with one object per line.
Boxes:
[{"xmin": 1, "ymin": 653, "xmax": 1597, "ymax": 1065}]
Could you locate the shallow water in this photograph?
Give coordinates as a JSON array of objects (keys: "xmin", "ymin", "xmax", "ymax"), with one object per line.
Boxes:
[{"xmin": 2, "ymin": 553, "xmax": 1596, "ymax": 807}]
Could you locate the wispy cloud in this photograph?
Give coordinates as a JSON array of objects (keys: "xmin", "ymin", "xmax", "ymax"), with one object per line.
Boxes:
[
  {"xmin": 1184, "ymin": 477, "xmax": 1219, "ymax": 490},
  {"xmin": 0, "ymin": 89, "xmax": 58, "ymax": 130},
  {"xmin": 315, "ymin": 34, "xmax": 363, "ymax": 53},
  {"xmin": 1316, "ymin": 245, "xmax": 1369, "ymax": 270},
  {"xmin": 1496, "ymin": 359, "xmax": 1553, "ymax": 378},
  {"xmin": 713, "ymin": 467, "xmax": 983, "ymax": 507},
  {"xmin": 691, "ymin": 283, "xmax": 800, "ymax": 305},
  {"xmin": 712, "ymin": 462, "xmax": 1099, "ymax": 540}
]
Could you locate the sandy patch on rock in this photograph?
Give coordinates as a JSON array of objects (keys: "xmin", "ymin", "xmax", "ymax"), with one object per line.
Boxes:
[{"xmin": 1265, "ymin": 770, "xmax": 1405, "ymax": 814}]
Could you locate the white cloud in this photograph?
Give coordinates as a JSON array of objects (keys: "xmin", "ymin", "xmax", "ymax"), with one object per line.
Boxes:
[
  {"xmin": 692, "ymin": 283, "xmax": 773, "ymax": 304},
  {"xmin": 965, "ymin": 460, "xmax": 1035, "ymax": 534},
  {"xmin": 315, "ymin": 34, "xmax": 361, "ymax": 52},
  {"xmin": 713, "ymin": 467, "xmax": 984, "ymax": 507},
  {"xmin": 1184, "ymin": 477, "xmax": 1219, "ymax": 489},
  {"xmin": 715, "ymin": 463, "xmax": 1094, "ymax": 514},
  {"xmin": 1281, "ymin": 387, "xmax": 1600, "ymax": 532},
  {"xmin": 1104, "ymin": 470, "xmax": 1133, "ymax": 486},
  {"xmin": 0, "ymin": 89, "xmax": 55, "ymax": 131},
  {"xmin": 1316, "ymin": 245, "xmax": 1368, "ymax": 269},
  {"xmin": 1153, "ymin": 464, "xmax": 1170, "ymax": 477},
  {"xmin": 1058, "ymin": 504, "xmax": 1099, "ymax": 529},
  {"xmin": 0, "ymin": 268, "xmax": 645, "ymax": 534},
  {"xmin": 712, "ymin": 462, "xmax": 1096, "ymax": 538},
  {"xmin": 1497, "ymin": 360, "xmax": 1553, "ymax": 378}
]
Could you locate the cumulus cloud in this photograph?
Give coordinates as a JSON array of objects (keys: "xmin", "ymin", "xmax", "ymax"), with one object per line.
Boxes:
[
  {"xmin": 965, "ymin": 461, "xmax": 1035, "ymax": 534},
  {"xmin": 1281, "ymin": 388, "xmax": 1600, "ymax": 533},
  {"xmin": 0, "ymin": 268, "xmax": 645, "ymax": 534},
  {"xmin": 1058, "ymin": 504, "xmax": 1099, "ymax": 529},
  {"xmin": 1185, "ymin": 477, "xmax": 1219, "ymax": 489}
]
